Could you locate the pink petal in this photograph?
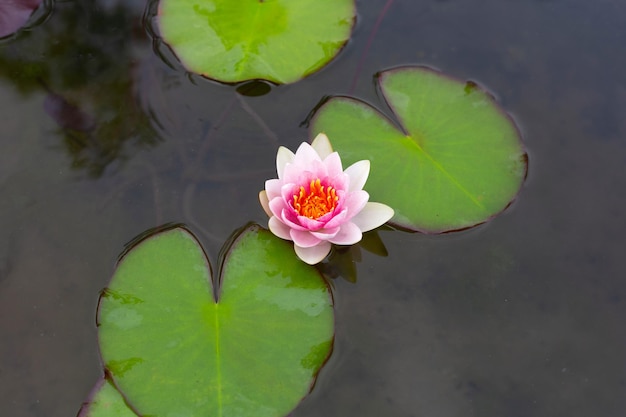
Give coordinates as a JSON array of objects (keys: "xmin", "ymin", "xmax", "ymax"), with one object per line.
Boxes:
[
  {"xmin": 259, "ymin": 191, "xmax": 271, "ymax": 217},
  {"xmin": 290, "ymin": 229, "xmax": 322, "ymax": 248},
  {"xmin": 344, "ymin": 160, "xmax": 370, "ymax": 192},
  {"xmin": 293, "ymin": 142, "xmax": 322, "ymax": 168},
  {"xmin": 342, "ymin": 190, "xmax": 370, "ymax": 221},
  {"xmin": 280, "ymin": 182, "xmax": 299, "ymax": 204},
  {"xmin": 329, "ymin": 222, "xmax": 363, "ymax": 245},
  {"xmin": 313, "ymin": 159, "xmax": 332, "ymax": 180},
  {"xmin": 327, "ymin": 172, "xmax": 349, "ymax": 192},
  {"xmin": 290, "ymin": 160, "xmax": 328, "ymax": 183},
  {"xmin": 283, "ymin": 168, "xmax": 330, "ymax": 193},
  {"xmin": 265, "ymin": 179, "xmax": 282, "ymax": 199},
  {"xmin": 292, "ymin": 170, "xmax": 317, "ymax": 189},
  {"xmin": 281, "ymin": 163, "xmax": 305, "ymax": 185},
  {"xmin": 311, "ymin": 226, "xmax": 340, "ymax": 240},
  {"xmin": 296, "ymin": 215, "xmax": 325, "ymax": 231},
  {"xmin": 269, "ymin": 196, "xmax": 288, "ymax": 219},
  {"xmin": 321, "ymin": 208, "xmax": 348, "ymax": 230},
  {"xmin": 280, "ymin": 208, "xmax": 308, "ymax": 231},
  {"xmin": 294, "ymin": 241, "xmax": 332, "ymax": 265},
  {"xmin": 268, "ymin": 216, "xmax": 293, "ymax": 240},
  {"xmin": 282, "ymin": 160, "xmax": 331, "ymax": 188},
  {"xmin": 311, "ymin": 133, "xmax": 333, "ymax": 159},
  {"xmin": 322, "ymin": 152, "xmax": 343, "ymax": 178},
  {"xmin": 276, "ymin": 146, "xmax": 294, "ymax": 178},
  {"xmin": 351, "ymin": 202, "xmax": 395, "ymax": 232}
]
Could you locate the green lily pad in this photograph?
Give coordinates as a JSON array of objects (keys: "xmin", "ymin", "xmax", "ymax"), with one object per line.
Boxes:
[
  {"xmin": 310, "ymin": 66, "xmax": 528, "ymax": 233},
  {"xmin": 77, "ymin": 379, "xmax": 137, "ymax": 417},
  {"xmin": 157, "ymin": 0, "xmax": 355, "ymax": 84},
  {"xmin": 97, "ymin": 224, "xmax": 334, "ymax": 417}
]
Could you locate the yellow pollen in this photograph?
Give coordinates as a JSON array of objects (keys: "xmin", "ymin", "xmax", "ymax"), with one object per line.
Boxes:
[{"xmin": 293, "ymin": 178, "xmax": 339, "ymax": 219}]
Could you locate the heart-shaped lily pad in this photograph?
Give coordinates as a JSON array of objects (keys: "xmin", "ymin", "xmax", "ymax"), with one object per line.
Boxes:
[
  {"xmin": 310, "ymin": 66, "xmax": 528, "ymax": 233},
  {"xmin": 157, "ymin": 0, "xmax": 355, "ymax": 84},
  {"xmin": 97, "ymin": 224, "xmax": 334, "ymax": 417}
]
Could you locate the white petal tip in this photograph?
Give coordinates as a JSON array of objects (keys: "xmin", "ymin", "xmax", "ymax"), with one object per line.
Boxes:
[
  {"xmin": 268, "ymin": 216, "xmax": 293, "ymax": 241},
  {"xmin": 276, "ymin": 146, "xmax": 295, "ymax": 178},
  {"xmin": 294, "ymin": 242, "xmax": 332, "ymax": 265},
  {"xmin": 311, "ymin": 133, "xmax": 333, "ymax": 159},
  {"xmin": 345, "ymin": 160, "xmax": 371, "ymax": 192},
  {"xmin": 259, "ymin": 190, "xmax": 272, "ymax": 217},
  {"xmin": 352, "ymin": 202, "xmax": 395, "ymax": 233}
]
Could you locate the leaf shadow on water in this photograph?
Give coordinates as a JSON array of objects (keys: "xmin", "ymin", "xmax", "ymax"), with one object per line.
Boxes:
[{"xmin": 0, "ymin": 0, "xmax": 291, "ymax": 258}]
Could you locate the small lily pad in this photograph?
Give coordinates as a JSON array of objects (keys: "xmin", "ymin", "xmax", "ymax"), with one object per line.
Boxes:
[
  {"xmin": 77, "ymin": 379, "xmax": 136, "ymax": 417},
  {"xmin": 97, "ymin": 224, "xmax": 334, "ymax": 417},
  {"xmin": 157, "ymin": 0, "xmax": 355, "ymax": 84},
  {"xmin": 310, "ymin": 66, "xmax": 528, "ymax": 232},
  {"xmin": 0, "ymin": 0, "xmax": 42, "ymax": 38}
]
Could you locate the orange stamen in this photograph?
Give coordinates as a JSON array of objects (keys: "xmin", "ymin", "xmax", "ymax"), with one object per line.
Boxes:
[{"xmin": 292, "ymin": 178, "xmax": 339, "ymax": 219}]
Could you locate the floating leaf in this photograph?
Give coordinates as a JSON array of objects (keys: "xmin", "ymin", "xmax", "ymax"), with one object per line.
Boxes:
[
  {"xmin": 0, "ymin": 0, "xmax": 42, "ymax": 38},
  {"xmin": 157, "ymin": 0, "xmax": 355, "ymax": 84},
  {"xmin": 77, "ymin": 379, "xmax": 136, "ymax": 417},
  {"xmin": 310, "ymin": 66, "xmax": 528, "ymax": 232},
  {"xmin": 97, "ymin": 224, "xmax": 334, "ymax": 417}
]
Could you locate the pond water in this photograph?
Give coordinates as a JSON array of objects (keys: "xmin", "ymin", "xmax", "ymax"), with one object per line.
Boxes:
[{"xmin": 1, "ymin": 0, "xmax": 625, "ymax": 416}]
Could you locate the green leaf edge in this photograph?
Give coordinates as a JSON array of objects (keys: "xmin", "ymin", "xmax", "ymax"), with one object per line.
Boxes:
[
  {"xmin": 378, "ymin": 65, "xmax": 529, "ymax": 232},
  {"xmin": 309, "ymin": 65, "xmax": 529, "ymax": 233},
  {"xmin": 95, "ymin": 222, "xmax": 336, "ymax": 417},
  {"xmin": 155, "ymin": 0, "xmax": 357, "ymax": 85},
  {"xmin": 77, "ymin": 377, "xmax": 138, "ymax": 417}
]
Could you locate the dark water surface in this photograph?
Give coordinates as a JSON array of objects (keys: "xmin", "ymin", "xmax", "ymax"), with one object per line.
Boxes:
[{"xmin": 1, "ymin": 0, "xmax": 625, "ymax": 416}]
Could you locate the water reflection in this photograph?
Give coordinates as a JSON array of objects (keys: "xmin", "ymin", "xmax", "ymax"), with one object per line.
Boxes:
[
  {"xmin": 0, "ymin": 0, "xmax": 158, "ymax": 177},
  {"xmin": 318, "ymin": 229, "xmax": 390, "ymax": 284}
]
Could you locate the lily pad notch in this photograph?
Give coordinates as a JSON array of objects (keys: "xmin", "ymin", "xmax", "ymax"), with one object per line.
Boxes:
[
  {"xmin": 96, "ymin": 223, "xmax": 335, "ymax": 417},
  {"xmin": 309, "ymin": 65, "xmax": 528, "ymax": 233}
]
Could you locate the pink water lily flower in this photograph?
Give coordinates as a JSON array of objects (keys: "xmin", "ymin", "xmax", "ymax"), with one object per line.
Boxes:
[{"xmin": 259, "ymin": 133, "xmax": 394, "ymax": 265}]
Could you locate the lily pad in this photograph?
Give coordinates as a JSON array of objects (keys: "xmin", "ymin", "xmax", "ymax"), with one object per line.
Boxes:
[
  {"xmin": 77, "ymin": 379, "xmax": 137, "ymax": 417},
  {"xmin": 97, "ymin": 224, "xmax": 334, "ymax": 417},
  {"xmin": 157, "ymin": 0, "xmax": 355, "ymax": 84},
  {"xmin": 0, "ymin": 0, "xmax": 42, "ymax": 38},
  {"xmin": 310, "ymin": 66, "xmax": 528, "ymax": 232}
]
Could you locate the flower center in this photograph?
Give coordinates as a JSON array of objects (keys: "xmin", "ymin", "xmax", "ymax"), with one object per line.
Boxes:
[{"xmin": 293, "ymin": 178, "xmax": 339, "ymax": 219}]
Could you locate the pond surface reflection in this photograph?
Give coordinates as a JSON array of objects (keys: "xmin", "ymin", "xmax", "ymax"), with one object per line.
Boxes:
[{"xmin": 1, "ymin": 0, "xmax": 625, "ymax": 416}]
